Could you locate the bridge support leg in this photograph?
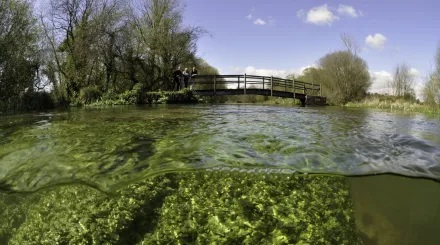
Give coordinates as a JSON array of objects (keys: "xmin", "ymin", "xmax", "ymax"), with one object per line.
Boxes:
[
  {"xmin": 271, "ymin": 76, "xmax": 273, "ymax": 97},
  {"xmin": 244, "ymin": 73, "xmax": 247, "ymax": 95}
]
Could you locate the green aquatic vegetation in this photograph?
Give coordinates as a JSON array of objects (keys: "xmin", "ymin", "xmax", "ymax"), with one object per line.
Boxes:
[
  {"xmin": 141, "ymin": 173, "xmax": 360, "ymax": 245},
  {"xmin": 5, "ymin": 175, "xmax": 175, "ymax": 245},
  {"xmin": 2, "ymin": 172, "xmax": 362, "ymax": 244}
]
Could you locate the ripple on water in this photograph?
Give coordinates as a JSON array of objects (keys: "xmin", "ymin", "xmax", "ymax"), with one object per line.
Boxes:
[{"xmin": 0, "ymin": 105, "xmax": 439, "ymax": 192}]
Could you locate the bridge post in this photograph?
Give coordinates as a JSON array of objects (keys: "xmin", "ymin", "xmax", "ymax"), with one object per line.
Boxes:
[
  {"xmin": 293, "ymin": 79, "xmax": 296, "ymax": 99},
  {"xmin": 214, "ymin": 74, "xmax": 216, "ymax": 94},
  {"xmin": 237, "ymin": 75, "xmax": 240, "ymax": 89},
  {"xmin": 271, "ymin": 76, "xmax": 273, "ymax": 97},
  {"xmin": 262, "ymin": 77, "xmax": 265, "ymax": 90},
  {"xmin": 320, "ymin": 84, "xmax": 322, "ymax": 96},
  {"xmin": 244, "ymin": 73, "xmax": 247, "ymax": 95},
  {"xmin": 312, "ymin": 83, "xmax": 315, "ymax": 95}
]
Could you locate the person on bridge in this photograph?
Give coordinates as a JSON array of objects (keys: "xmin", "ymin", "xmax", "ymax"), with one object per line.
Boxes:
[
  {"xmin": 190, "ymin": 66, "xmax": 198, "ymax": 90},
  {"xmin": 183, "ymin": 68, "xmax": 190, "ymax": 89},
  {"xmin": 173, "ymin": 66, "xmax": 182, "ymax": 91}
]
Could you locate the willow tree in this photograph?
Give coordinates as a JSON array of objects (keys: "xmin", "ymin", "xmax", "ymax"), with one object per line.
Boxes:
[
  {"xmin": 294, "ymin": 35, "xmax": 371, "ymax": 105},
  {"xmin": 318, "ymin": 51, "xmax": 371, "ymax": 104},
  {"xmin": 0, "ymin": 0, "xmax": 40, "ymax": 103}
]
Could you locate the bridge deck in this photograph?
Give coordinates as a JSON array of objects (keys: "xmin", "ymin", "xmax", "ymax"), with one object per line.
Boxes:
[{"xmin": 191, "ymin": 74, "xmax": 326, "ymax": 106}]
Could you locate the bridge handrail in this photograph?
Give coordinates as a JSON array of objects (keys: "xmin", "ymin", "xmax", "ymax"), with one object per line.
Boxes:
[{"xmin": 192, "ymin": 74, "xmax": 322, "ymax": 96}]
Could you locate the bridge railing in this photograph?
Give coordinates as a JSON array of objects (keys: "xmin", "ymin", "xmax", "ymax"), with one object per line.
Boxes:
[{"xmin": 192, "ymin": 74, "xmax": 322, "ymax": 96}]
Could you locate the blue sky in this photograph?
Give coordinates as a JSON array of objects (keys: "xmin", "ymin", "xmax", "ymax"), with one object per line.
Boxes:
[{"xmin": 182, "ymin": 0, "xmax": 440, "ymax": 97}]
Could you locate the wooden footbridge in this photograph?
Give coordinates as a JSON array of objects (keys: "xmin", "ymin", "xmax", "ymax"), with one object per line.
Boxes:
[{"xmin": 192, "ymin": 74, "xmax": 326, "ymax": 106}]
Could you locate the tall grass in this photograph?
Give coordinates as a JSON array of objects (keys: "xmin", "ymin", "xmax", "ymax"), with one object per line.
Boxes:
[{"xmin": 346, "ymin": 95, "xmax": 440, "ymax": 114}]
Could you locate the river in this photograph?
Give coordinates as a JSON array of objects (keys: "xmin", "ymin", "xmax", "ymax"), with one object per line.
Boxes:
[{"xmin": 0, "ymin": 105, "xmax": 439, "ymax": 244}]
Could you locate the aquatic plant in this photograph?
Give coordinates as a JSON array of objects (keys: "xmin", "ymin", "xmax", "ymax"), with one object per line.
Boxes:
[{"xmin": 1, "ymin": 172, "xmax": 362, "ymax": 244}]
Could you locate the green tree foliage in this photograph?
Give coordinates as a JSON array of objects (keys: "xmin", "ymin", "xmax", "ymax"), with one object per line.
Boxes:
[
  {"xmin": 295, "ymin": 51, "xmax": 371, "ymax": 105},
  {"xmin": 42, "ymin": 0, "xmax": 129, "ymax": 104},
  {"xmin": 41, "ymin": 0, "xmax": 206, "ymax": 105},
  {"xmin": 318, "ymin": 51, "xmax": 371, "ymax": 104},
  {"xmin": 0, "ymin": 0, "xmax": 42, "ymax": 107},
  {"xmin": 423, "ymin": 43, "xmax": 440, "ymax": 106},
  {"xmin": 294, "ymin": 35, "xmax": 371, "ymax": 105},
  {"xmin": 132, "ymin": 0, "xmax": 206, "ymax": 90}
]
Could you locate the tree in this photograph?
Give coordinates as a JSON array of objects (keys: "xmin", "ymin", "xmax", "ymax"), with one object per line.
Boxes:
[
  {"xmin": 318, "ymin": 51, "xmax": 371, "ymax": 104},
  {"xmin": 294, "ymin": 35, "xmax": 371, "ymax": 105},
  {"xmin": 131, "ymin": 0, "xmax": 206, "ymax": 91},
  {"xmin": 0, "ymin": 0, "xmax": 40, "ymax": 102},
  {"xmin": 41, "ymin": 0, "xmax": 128, "ymax": 103},
  {"xmin": 340, "ymin": 33, "xmax": 360, "ymax": 55},
  {"xmin": 390, "ymin": 62, "xmax": 415, "ymax": 99},
  {"xmin": 423, "ymin": 42, "xmax": 440, "ymax": 106}
]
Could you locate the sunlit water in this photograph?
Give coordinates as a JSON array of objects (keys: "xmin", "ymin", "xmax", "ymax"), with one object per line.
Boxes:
[{"xmin": 0, "ymin": 105, "xmax": 439, "ymax": 244}]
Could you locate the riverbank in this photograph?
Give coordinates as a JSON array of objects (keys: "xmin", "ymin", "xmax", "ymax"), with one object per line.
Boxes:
[
  {"xmin": 86, "ymin": 91, "xmax": 303, "ymax": 107},
  {"xmin": 86, "ymin": 89, "xmax": 201, "ymax": 107},
  {"xmin": 345, "ymin": 96, "xmax": 440, "ymax": 114},
  {"xmin": 3, "ymin": 89, "xmax": 440, "ymax": 116}
]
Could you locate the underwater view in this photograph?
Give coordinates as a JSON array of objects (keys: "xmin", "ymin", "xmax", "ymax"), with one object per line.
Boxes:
[{"xmin": 1, "ymin": 105, "xmax": 440, "ymax": 244}]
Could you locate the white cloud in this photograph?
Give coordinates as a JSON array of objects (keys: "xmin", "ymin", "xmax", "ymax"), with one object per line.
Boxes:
[
  {"xmin": 410, "ymin": 68, "xmax": 420, "ymax": 76},
  {"xmin": 413, "ymin": 80, "xmax": 425, "ymax": 101},
  {"xmin": 224, "ymin": 65, "xmax": 317, "ymax": 89},
  {"xmin": 337, "ymin": 4, "xmax": 360, "ymax": 18},
  {"xmin": 369, "ymin": 69, "xmax": 425, "ymax": 100},
  {"xmin": 297, "ymin": 4, "xmax": 339, "ymax": 25},
  {"xmin": 410, "ymin": 68, "xmax": 424, "ymax": 100},
  {"xmin": 247, "ymin": 13, "xmax": 252, "ymax": 20},
  {"xmin": 365, "ymin": 33, "xmax": 388, "ymax": 49},
  {"xmin": 254, "ymin": 18, "xmax": 266, "ymax": 25},
  {"xmin": 369, "ymin": 71, "xmax": 393, "ymax": 94},
  {"xmin": 228, "ymin": 65, "xmax": 317, "ymax": 78}
]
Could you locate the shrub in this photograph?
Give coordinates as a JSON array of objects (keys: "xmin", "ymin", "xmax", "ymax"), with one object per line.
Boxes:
[{"xmin": 78, "ymin": 87, "xmax": 103, "ymax": 105}]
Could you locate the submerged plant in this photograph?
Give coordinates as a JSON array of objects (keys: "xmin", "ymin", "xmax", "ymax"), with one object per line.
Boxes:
[{"xmin": 1, "ymin": 172, "xmax": 362, "ymax": 245}]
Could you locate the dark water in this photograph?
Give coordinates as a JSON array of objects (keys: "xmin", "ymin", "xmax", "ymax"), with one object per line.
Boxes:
[{"xmin": 0, "ymin": 105, "xmax": 439, "ymax": 244}]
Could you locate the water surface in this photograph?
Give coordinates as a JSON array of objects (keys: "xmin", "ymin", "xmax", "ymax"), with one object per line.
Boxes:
[
  {"xmin": 1, "ymin": 105, "xmax": 439, "ymax": 192},
  {"xmin": 1, "ymin": 105, "xmax": 440, "ymax": 244}
]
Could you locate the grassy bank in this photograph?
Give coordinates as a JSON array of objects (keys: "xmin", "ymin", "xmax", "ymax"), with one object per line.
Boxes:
[{"xmin": 345, "ymin": 95, "xmax": 440, "ymax": 114}]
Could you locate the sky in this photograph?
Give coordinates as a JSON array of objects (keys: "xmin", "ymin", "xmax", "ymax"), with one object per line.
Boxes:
[{"xmin": 181, "ymin": 0, "xmax": 440, "ymax": 98}]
